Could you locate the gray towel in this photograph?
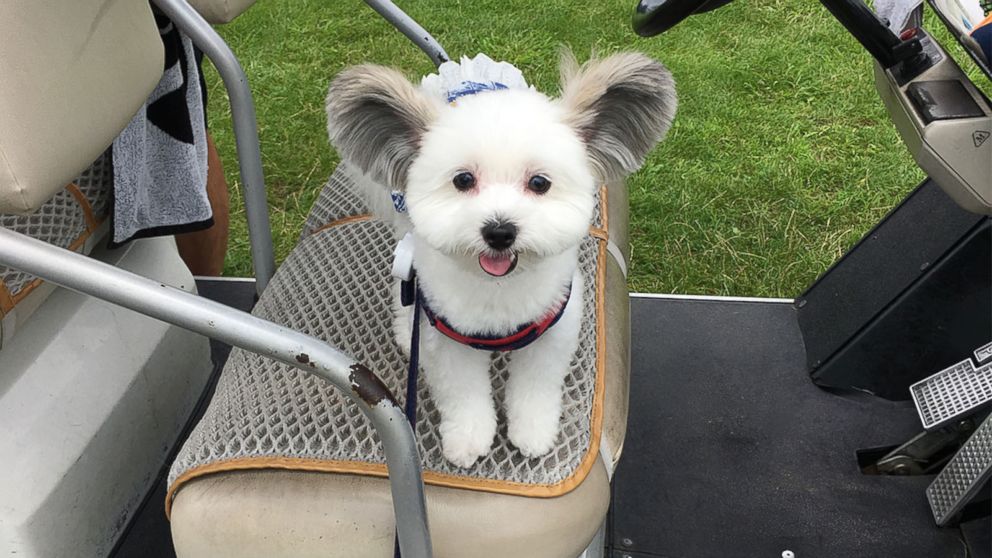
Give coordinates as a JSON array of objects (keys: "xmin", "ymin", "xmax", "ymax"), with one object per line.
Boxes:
[{"xmin": 111, "ymin": 20, "xmax": 210, "ymax": 245}]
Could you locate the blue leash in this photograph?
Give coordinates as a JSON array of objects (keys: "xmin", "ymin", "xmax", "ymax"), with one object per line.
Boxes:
[
  {"xmin": 404, "ymin": 281, "xmax": 422, "ymax": 425},
  {"xmin": 400, "ymin": 272, "xmax": 421, "ymax": 425},
  {"xmin": 394, "ymin": 275, "xmax": 421, "ymax": 558}
]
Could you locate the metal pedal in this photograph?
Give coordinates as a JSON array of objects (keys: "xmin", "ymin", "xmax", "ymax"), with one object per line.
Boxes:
[
  {"xmin": 911, "ymin": 342, "xmax": 992, "ymax": 431},
  {"xmin": 926, "ymin": 413, "xmax": 992, "ymax": 526},
  {"xmin": 975, "ymin": 341, "xmax": 992, "ymax": 365}
]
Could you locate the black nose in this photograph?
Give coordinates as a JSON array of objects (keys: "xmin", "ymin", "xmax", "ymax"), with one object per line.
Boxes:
[{"xmin": 481, "ymin": 221, "xmax": 517, "ymax": 250}]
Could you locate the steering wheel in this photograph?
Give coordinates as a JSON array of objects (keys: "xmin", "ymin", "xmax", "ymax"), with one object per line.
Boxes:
[{"xmin": 632, "ymin": 0, "xmax": 734, "ymax": 37}]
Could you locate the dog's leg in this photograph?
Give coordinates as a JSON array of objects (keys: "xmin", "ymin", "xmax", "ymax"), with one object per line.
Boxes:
[
  {"xmin": 505, "ymin": 275, "xmax": 583, "ymax": 458},
  {"xmin": 391, "ymin": 283, "xmax": 413, "ymax": 358},
  {"xmin": 420, "ymin": 323, "xmax": 497, "ymax": 468}
]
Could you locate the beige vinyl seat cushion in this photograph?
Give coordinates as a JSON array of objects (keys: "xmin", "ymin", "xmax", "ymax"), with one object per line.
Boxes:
[
  {"xmin": 168, "ymin": 164, "xmax": 631, "ymax": 557},
  {"xmin": 0, "ymin": 0, "xmax": 162, "ymax": 215},
  {"xmin": 171, "ymin": 457, "xmax": 610, "ymax": 558}
]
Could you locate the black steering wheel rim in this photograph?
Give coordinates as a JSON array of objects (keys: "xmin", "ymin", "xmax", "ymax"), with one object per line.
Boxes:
[{"xmin": 632, "ymin": 0, "xmax": 734, "ymax": 37}]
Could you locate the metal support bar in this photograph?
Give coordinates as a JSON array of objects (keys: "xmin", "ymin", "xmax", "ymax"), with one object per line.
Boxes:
[
  {"xmin": 0, "ymin": 228, "xmax": 433, "ymax": 558},
  {"xmin": 152, "ymin": 0, "xmax": 276, "ymax": 294},
  {"xmin": 363, "ymin": 0, "xmax": 450, "ymax": 67}
]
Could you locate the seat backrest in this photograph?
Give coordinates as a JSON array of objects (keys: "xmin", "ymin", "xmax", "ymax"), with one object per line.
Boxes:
[
  {"xmin": 186, "ymin": 0, "xmax": 258, "ymax": 24},
  {"xmin": 0, "ymin": 0, "xmax": 164, "ymax": 215}
]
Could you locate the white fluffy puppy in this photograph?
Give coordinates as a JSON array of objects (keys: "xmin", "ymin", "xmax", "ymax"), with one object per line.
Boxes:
[{"xmin": 326, "ymin": 51, "xmax": 676, "ymax": 467}]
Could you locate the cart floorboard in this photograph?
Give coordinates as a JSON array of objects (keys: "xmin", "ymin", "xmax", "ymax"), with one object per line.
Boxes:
[{"xmin": 611, "ymin": 295, "xmax": 982, "ymax": 557}]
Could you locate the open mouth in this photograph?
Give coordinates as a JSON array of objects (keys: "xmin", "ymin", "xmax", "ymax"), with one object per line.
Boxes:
[{"xmin": 479, "ymin": 251, "xmax": 518, "ymax": 277}]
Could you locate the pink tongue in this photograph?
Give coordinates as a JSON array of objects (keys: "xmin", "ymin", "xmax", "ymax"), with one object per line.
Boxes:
[{"xmin": 479, "ymin": 253, "xmax": 514, "ymax": 276}]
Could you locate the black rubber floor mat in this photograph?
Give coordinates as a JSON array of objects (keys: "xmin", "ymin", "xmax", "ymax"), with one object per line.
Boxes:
[
  {"xmin": 611, "ymin": 296, "xmax": 967, "ymax": 558},
  {"xmin": 962, "ymin": 515, "xmax": 991, "ymax": 558}
]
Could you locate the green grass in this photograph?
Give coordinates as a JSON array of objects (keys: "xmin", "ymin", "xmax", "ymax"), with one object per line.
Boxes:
[{"xmin": 205, "ymin": 0, "xmax": 938, "ymax": 296}]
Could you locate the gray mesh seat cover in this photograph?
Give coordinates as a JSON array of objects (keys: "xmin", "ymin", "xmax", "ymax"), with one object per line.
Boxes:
[{"xmin": 169, "ymin": 163, "xmax": 605, "ymax": 497}]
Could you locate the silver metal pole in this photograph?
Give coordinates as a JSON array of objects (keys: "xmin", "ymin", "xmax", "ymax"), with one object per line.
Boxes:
[
  {"xmin": 0, "ymin": 229, "xmax": 432, "ymax": 558},
  {"xmin": 363, "ymin": 0, "xmax": 450, "ymax": 67},
  {"xmin": 152, "ymin": 0, "xmax": 276, "ymax": 295}
]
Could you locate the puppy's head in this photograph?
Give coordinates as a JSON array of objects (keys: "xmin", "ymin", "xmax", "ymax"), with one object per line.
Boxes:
[{"xmin": 326, "ymin": 51, "xmax": 676, "ymax": 277}]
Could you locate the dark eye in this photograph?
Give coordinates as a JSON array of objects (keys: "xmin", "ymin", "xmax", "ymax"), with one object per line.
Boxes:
[
  {"xmin": 527, "ymin": 175, "xmax": 551, "ymax": 194},
  {"xmin": 452, "ymin": 171, "xmax": 476, "ymax": 191}
]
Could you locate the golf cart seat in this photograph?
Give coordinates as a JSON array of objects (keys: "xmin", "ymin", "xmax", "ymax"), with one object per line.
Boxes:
[
  {"xmin": 0, "ymin": 0, "xmax": 157, "ymax": 326},
  {"xmin": 0, "ymin": 0, "xmax": 255, "ymax": 347},
  {"xmin": 0, "ymin": 154, "xmax": 113, "ymax": 346},
  {"xmin": 167, "ymin": 164, "xmax": 632, "ymax": 557}
]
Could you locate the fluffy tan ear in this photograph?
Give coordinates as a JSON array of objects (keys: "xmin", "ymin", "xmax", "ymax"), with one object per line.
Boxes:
[
  {"xmin": 559, "ymin": 49, "xmax": 677, "ymax": 182},
  {"xmin": 326, "ymin": 65, "xmax": 439, "ymax": 190}
]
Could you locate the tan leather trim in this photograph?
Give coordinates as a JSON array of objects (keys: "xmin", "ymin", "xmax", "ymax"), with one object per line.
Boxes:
[
  {"xmin": 310, "ymin": 214, "xmax": 373, "ymax": 235},
  {"xmin": 8, "ymin": 224, "xmax": 92, "ymax": 307},
  {"xmin": 10, "ymin": 278, "xmax": 43, "ymax": 306},
  {"xmin": 66, "ymin": 230, "xmax": 90, "ymax": 253},
  {"xmin": 0, "ymin": 280, "xmax": 14, "ymax": 315},
  {"xmin": 168, "ymin": 190, "xmax": 613, "ymax": 514},
  {"xmin": 599, "ymin": 184, "xmax": 609, "ymax": 232},
  {"xmin": 65, "ymin": 182, "xmax": 98, "ymax": 232},
  {"xmin": 600, "ymin": 184, "xmax": 609, "ymax": 233}
]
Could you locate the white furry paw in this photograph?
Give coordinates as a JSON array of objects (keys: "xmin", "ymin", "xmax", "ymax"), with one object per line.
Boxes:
[
  {"xmin": 439, "ymin": 416, "xmax": 496, "ymax": 468},
  {"xmin": 508, "ymin": 413, "xmax": 561, "ymax": 458},
  {"xmin": 393, "ymin": 312, "xmax": 412, "ymax": 358}
]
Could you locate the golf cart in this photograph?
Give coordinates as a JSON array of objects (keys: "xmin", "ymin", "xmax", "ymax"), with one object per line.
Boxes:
[{"xmin": 0, "ymin": 0, "xmax": 989, "ymax": 556}]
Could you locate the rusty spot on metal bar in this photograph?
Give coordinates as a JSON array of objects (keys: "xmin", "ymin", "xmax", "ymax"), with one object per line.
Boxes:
[
  {"xmin": 349, "ymin": 363, "xmax": 396, "ymax": 407},
  {"xmin": 295, "ymin": 353, "xmax": 316, "ymax": 368}
]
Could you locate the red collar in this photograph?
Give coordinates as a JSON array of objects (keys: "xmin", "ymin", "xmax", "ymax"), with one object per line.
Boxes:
[{"xmin": 418, "ymin": 285, "xmax": 571, "ymax": 352}]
